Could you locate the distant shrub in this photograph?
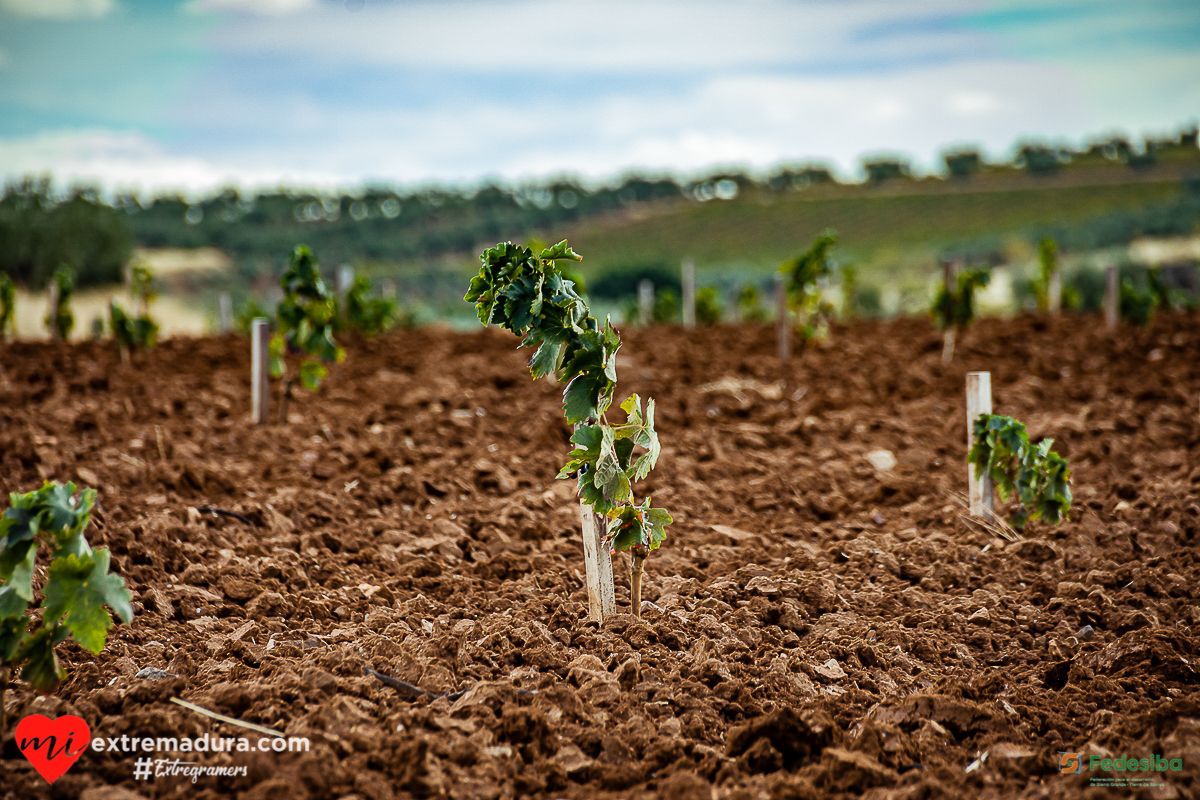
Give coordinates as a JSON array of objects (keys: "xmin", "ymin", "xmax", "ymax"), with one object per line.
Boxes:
[
  {"xmin": 735, "ymin": 283, "xmax": 767, "ymax": 322},
  {"xmin": 695, "ymin": 286, "xmax": 723, "ymax": 325}
]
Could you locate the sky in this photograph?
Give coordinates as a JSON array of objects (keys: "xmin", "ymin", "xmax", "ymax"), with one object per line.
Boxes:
[{"xmin": 0, "ymin": 0, "xmax": 1197, "ymax": 196}]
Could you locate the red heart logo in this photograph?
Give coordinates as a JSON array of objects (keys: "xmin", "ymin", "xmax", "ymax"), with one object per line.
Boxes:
[{"xmin": 16, "ymin": 714, "xmax": 91, "ymax": 784}]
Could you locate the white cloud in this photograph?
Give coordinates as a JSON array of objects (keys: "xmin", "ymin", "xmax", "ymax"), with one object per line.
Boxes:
[
  {"xmin": 0, "ymin": 0, "xmax": 115, "ymax": 19},
  {"xmin": 948, "ymin": 91, "xmax": 1000, "ymax": 116},
  {"xmin": 0, "ymin": 129, "xmax": 344, "ymax": 197},
  {"xmin": 7, "ymin": 50, "xmax": 1184, "ymax": 196},
  {"xmin": 212, "ymin": 0, "xmax": 987, "ymax": 72},
  {"xmin": 184, "ymin": 0, "xmax": 319, "ymax": 16}
]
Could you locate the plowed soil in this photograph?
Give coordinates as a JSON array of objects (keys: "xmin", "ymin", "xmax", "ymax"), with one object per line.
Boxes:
[{"xmin": 2, "ymin": 313, "xmax": 1200, "ymax": 800}]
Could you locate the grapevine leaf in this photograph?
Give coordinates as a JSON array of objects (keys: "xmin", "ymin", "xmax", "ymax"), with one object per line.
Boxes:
[
  {"xmin": 614, "ymin": 395, "xmax": 661, "ymax": 481},
  {"xmin": 540, "ymin": 241, "xmax": 582, "ymax": 262},
  {"xmin": 504, "ymin": 272, "xmax": 544, "ymax": 332},
  {"xmin": 563, "ymin": 370, "xmax": 611, "ymax": 424},
  {"xmin": 0, "ymin": 506, "xmax": 38, "ymax": 581},
  {"xmin": 298, "ymin": 360, "xmax": 327, "ymax": 390},
  {"xmin": 42, "ymin": 483, "xmax": 94, "ymax": 538},
  {"xmin": 606, "ymin": 508, "xmax": 644, "ymax": 553},
  {"xmin": 0, "ymin": 542, "xmax": 36, "ymax": 606},
  {"xmin": 0, "ymin": 614, "xmax": 28, "ymax": 662},
  {"xmin": 644, "ymin": 506, "xmax": 673, "ymax": 551},
  {"xmin": 614, "ymin": 438, "xmax": 636, "ymax": 472},
  {"xmin": 559, "ymin": 425, "xmax": 603, "ymax": 476},
  {"xmin": 594, "ymin": 426, "xmax": 631, "ymax": 505},
  {"xmin": 528, "ymin": 339, "xmax": 564, "ymax": 380},
  {"xmin": 16, "ymin": 625, "xmax": 68, "ymax": 694},
  {"xmin": 560, "ymin": 331, "xmax": 607, "ymax": 382},
  {"xmin": 42, "ymin": 549, "xmax": 133, "ymax": 654},
  {"xmin": 268, "ymin": 334, "xmax": 286, "ymax": 379}
]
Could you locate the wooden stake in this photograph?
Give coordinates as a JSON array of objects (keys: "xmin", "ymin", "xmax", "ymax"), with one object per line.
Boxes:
[
  {"xmin": 1105, "ymin": 264, "xmax": 1119, "ymax": 329},
  {"xmin": 218, "ymin": 293, "xmax": 233, "ymax": 334},
  {"xmin": 775, "ymin": 273, "xmax": 790, "ymax": 361},
  {"xmin": 579, "ymin": 502, "xmax": 616, "ymax": 622},
  {"xmin": 337, "ymin": 265, "xmax": 354, "ymax": 320},
  {"xmin": 251, "ymin": 318, "xmax": 270, "ymax": 425},
  {"xmin": 966, "ymin": 371, "xmax": 994, "ymax": 520},
  {"xmin": 638, "ymin": 279, "xmax": 654, "ymax": 326},
  {"xmin": 1048, "ymin": 266, "xmax": 1062, "ymax": 314},
  {"xmin": 941, "ymin": 258, "xmax": 957, "ymax": 365},
  {"xmin": 681, "ymin": 259, "xmax": 696, "ymax": 328}
]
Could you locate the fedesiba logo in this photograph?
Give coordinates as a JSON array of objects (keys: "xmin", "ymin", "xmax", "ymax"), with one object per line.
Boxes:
[{"xmin": 1059, "ymin": 751, "xmax": 1182, "ymax": 775}]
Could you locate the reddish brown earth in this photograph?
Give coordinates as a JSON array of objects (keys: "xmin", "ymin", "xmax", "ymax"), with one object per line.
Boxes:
[{"xmin": 2, "ymin": 313, "xmax": 1200, "ymax": 800}]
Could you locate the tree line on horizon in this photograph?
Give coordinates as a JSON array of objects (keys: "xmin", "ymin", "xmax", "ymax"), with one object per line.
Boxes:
[{"xmin": 0, "ymin": 125, "xmax": 1197, "ymax": 290}]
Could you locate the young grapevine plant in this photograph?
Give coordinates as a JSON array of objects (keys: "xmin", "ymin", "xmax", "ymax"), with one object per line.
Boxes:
[
  {"xmin": 464, "ymin": 240, "xmax": 671, "ymax": 616},
  {"xmin": 0, "ymin": 482, "xmax": 133, "ymax": 733},
  {"xmin": 271, "ymin": 245, "xmax": 344, "ymax": 392},
  {"xmin": 344, "ymin": 276, "xmax": 398, "ymax": 334},
  {"xmin": 931, "ymin": 266, "xmax": 990, "ymax": 363},
  {"xmin": 45, "ymin": 266, "xmax": 75, "ymax": 342},
  {"xmin": 780, "ymin": 230, "xmax": 837, "ymax": 342},
  {"xmin": 969, "ymin": 414, "xmax": 1071, "ymax": 530},
  {"xmin": 109, "ymin": 264, "xmax": 160, "ymax": 355}
]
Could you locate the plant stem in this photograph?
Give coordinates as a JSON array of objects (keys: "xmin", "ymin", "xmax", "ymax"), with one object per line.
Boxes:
[{"xmin": 630, "ymin": 554, "xmax": 645, "ymax": 618}]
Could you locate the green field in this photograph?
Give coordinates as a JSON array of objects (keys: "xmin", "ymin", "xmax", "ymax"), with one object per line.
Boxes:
[{"xmin": 561, "ymin": 174, "xmax": 1189, "ymax": 282}]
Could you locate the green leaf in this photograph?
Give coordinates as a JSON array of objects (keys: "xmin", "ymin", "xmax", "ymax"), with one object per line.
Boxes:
[
  {"xmin": 540, "ymin": 241, "xmax": 582, "ymax": 262},
  {"xmin": 1, "ymin": 542, "xmax": 36, "ymax": 605},
  {"xmin": 42, "ymin": 549, "xmax": 133, "ymax": 654},
  {"xmin": 644, "ymin": 506, "xmax": 673, "ymax": 551},
  {"xmin": 16, "ymin": 625, "xmax": 67, "ymax": 694},
  {"xmin": 42, "ymin": 483, "xmax": 94, "ymax": 539},
  {"xmin": 605, "ymin": 497, "xmax": 672, "ymax": 554},
  {"xmin": 594, "ymin": 426, "xmax": 631, "ymax": 505},
  {"xmin": 613, "ymin": 394, "xmax": 661, "ymax": 481},
  {"xmin": 268, "ymin": 334, "xmax": 286, "ymax": 379},
  {"xmin": 528, "ymin": 339, "xmax": 564, "ymax": 380},
  {"xmin": 562, "ymin": 370, "xmax": 611, "ymax": 424},
  {"xmin": 298, "ymin": 359, "xmax": 327, "ymax": 390},
  {"xmin": 0, "ymin": 583, "xmax": 30, "ymax": 620},
  {"xmin": 0, "ymin": 506, "xmax": 38, "ymax": 581},
  {"xmin": 0, "ymin": 614, "xmax": 28, "ymax": 663}
]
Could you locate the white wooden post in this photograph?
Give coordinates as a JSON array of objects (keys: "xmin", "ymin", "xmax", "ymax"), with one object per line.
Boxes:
[
  {"xmin": 776, "ymin": 273, "xmax": 790, "ymax": 361},
  {"xmin": 251, "ymin": 318, "xmax": 270, "ymax": 425},
  {"xmin": 218, "ymin": 293, "xmax": 233, "ymax": 334},
  {"xmin": 681, "ymin": 259, "xmax": 696, "ymax": 328},
  {"xmin": 638, "ymin": 279, "xmax": 654, "ymax": 326},
  {"xmin": 337, "ymin": 265, "xmax": 354, "ymax": 321},
  {"xmin": 579, "ymin": 504, "xmax": 616, "ymax": 622},
  {"xmin": 1048, "ymin": 267, "xmax": 1062, "ymax": 313},
  {"xmin": 1105, "ymin": 264, "xmax": 1119, "ymax": 329},
  {"xmin": 47, "ymin": 279, "xmax": 59, "ymax": 342},
  {"xmin": 941, "ymin": 259, "xmax": 957, "ymax": 365},
  {"xmin": 966, "ymin": 371, "xmax": 994, "ymax": 520}
]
